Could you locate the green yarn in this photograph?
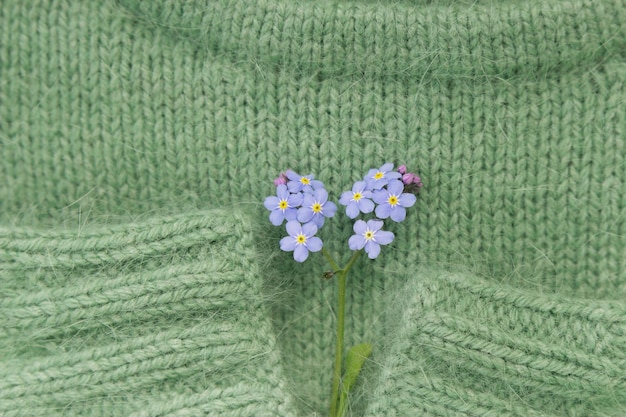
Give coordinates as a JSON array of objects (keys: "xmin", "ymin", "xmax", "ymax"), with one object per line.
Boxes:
[
  {"xmin": 364, "ymin": 268, "xmax": 626, "ymax": 416},
  {"xmin": 0, "ymin": 210, "xmax": 298, "ymax": 416},
  {"xmin": 1, "ymin": 0, "xmax": 625, "ymax": 415}
]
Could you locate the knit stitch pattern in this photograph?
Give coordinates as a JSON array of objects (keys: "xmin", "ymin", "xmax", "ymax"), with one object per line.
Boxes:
[
  {"xmin": 363, "ymin": 267, "xmax": 626, "ymax": 416},
  {"xmin": 0, "ymin": 0, "xmax": 625, "ymax": 415},
  {"xmin": 0, "ymin": 210, "xmax": 297, "ymax": 416}
]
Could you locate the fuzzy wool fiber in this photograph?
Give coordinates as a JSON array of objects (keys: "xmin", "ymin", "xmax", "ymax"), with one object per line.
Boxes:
[{"xmin": 1, "ymin": 1, "xmax": 625, "ymax": 416}]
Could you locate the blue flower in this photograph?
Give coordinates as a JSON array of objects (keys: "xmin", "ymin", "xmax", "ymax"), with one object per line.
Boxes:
[
  {"xmin": 348, "ymin": 219, "xmax": 394, "ymax": 259},
  {"xmin": 286, "ymin": 169, "xmax": 325, "ymax": 194},
  {"xmin": 264, "ymin": 184, "xmax": 304, "ymax": 226},
  {"xmin": 280, "ymin": 220, "xmax": 323, "ymax": 262},
  {"xmin": 372, "ymin": 179, "xmax": 417, "ymax": 222},
  {"xmin": 297, "ymin": 188, "xmax": 338, "ymax": 227},
  {"xmin": 339, "ymin": 181, "xmax": 374, "ymax": 219},
  {"xmin": 364, "ymin": 163, "xmax": 402, "ymax": 190}
]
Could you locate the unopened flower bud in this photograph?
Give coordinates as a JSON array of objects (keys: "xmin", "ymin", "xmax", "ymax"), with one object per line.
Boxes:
[
  {"xmin": 273, "ymin": 172, "xmax": 288, "ymax": 186},
  {"xmin": 401, "ymin": 173, "xmax": 414, "ymax": 185},
  {"xmin": 323, "ymin": 271, "xmax": 335, "ymax": 280}
]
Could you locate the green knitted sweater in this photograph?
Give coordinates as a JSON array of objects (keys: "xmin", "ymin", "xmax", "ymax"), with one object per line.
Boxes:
[{"xmin": 1, "ymin": 0, "xmax": 625, "ymax": 416}]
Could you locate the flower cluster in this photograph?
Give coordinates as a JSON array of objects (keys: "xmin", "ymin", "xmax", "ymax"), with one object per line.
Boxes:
[
  {"xmin": 340, "ymin": 163, "xmax": 419, "ymax": 259},
  {"xmin": 264, "ymin": 170, "xmax": 337, "ymax": 262},
  {"xmin": 264, "ymin": 164, "xmax": 422, "ymax": 417},
  {"xmin": 265, "ymin": 163, "xmax": 421, "ymax": 262}
]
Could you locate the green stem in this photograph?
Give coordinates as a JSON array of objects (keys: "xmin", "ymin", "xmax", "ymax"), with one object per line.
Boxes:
[
  {"xmin": 342, "ymin": 250, "xmax": 362, "ymax": 275},
  {"xmin": 328, "ymin": 250, "xmax": 362, "ymax": 417},
  {"xmin": 329, "ymin": 270, "xmax": 346, "ymax": 417},
  {"xmin": 321, "ymin": 247, "xmax": 341, "ymax": 272}
]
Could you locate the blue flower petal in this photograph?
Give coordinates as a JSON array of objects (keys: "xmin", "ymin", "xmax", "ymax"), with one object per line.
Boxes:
[
  {"xmin": 375, "ymin": 203, "xmax": 391, "ymax": 219},
  {"xmin": 297, "ymin": 207, "xmax": 315, "ymax": 223},
  {"xmin": 264, "ymin": 196, "xmax": 280, "ymax": 210},
  {"xmin": 311, "ymin": 179, "xmax": 325, "ymax": 190},
  {"xmin": 366, "ymin": 178, "xmax": 384, "ymax": 190},
  {"xmin": 286, "ymin": 220, "xmax": 302, "ymax": 236},
  {"xmin": 285, "ymin": 170, "xmax": 300, "ymax": 181},
  {"xmin": 288, "ymin": 192, "xmax": 304, "ymax": 207},
  {"xmin": 302, "ymin": 193, "xmax": 315, "ymax": 206},
  {"xmin": 302, "ymin": 221, "xmax": 318, "ymax": 237},
  {"xmin": 372, "ymin": 190, "xmax": 389, "ymax": 204},
  {"xmin": 284, "ymin": 208, "xmax": 298, "ymax": 221},
  {"xmin": 276, "ymin": 184, "xmax": 290, "ymax": 199},
  {"xmin": 364, "ymin": 168, "xmax": 378, "ymax": 180},
  {"xmin": 380, "ymin": 162, "xmax": 394, "ymax": 172},
  {"xmin": 324, "ymin": 201, "xmax": 338, "ymax": 217},
  {"xmin": 307, "ymin": 236, "xmax": 323, "ymax": 252},
  {"xmin": 280, "ymin": 236, "xmax": 297, "ymax": 251},
  {"xmin": 398, "ymin": 193, "xmax": 416, "ymax": 208},
  {"xmin": 314, "ymin": 188, "xmax": 328, "ymax": 203},
  {"xmin": 311, "ymin": 215, "xmax": 325, "ymax": 228},
  {"xmin": 294, "ymin": 245, "xmax": 309, "ymax": 262},
  {"xmin": 364, "ymin": 240, "xmax": 381, "ymax": 259},
  {"xmin": 339, "ymin": 191, "xmax": 353, "ymax": 206},
  {"xmin": 367, "ymin": 219, "xmax": 384, "ymax": 231},
  {"xmin": 287, "ymin": 181, "xmax": 301, "ymax": 193},
  {"xmin": 346, "ymin": 202, "xmax": 360, "ymax": 219},
  {"xmin": 358, "ymin": 198, "xmax": 374, "ymax": 213},
  {"xmin": 353, "ymin": 219, "xmax": 367, "ymax": 234},
  {"xmin": 270, "ymin": 209, "xmax": 285, "ymax": 226},
  {"xmin": 353, "ymin": 181, "xmax": 367, "ymax": 192},
  {"xmin": 387, "ymin": 179, "xmax": 404, "ymax": 195},
  {"xmin": 375, "ymin": 230, "xmax": 394, "ymax": 245},
  {"xmin": 349, "ymin": 234, "xmax": 366, "ymax": 250},
  {"xmin": 390, "ymin": 206, "xmax": 406, "ymax": 222}
]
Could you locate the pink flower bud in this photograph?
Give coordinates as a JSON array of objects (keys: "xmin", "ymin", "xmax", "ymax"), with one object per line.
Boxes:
[
  {"xmin": 273, "ymin": 172, "xmax": 288, "ymax": 186},
  {"xmin": 398, "ymin": 165, "xmax": 407, "ymax": 175}
]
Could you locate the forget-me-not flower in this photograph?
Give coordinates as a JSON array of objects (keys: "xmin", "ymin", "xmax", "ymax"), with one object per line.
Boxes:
[
  {"xmin": 338, "ymin": 181, "xmax": 374, "ymax": 219},
  {"xmin": 364, "ymin": 163, "xmax": 402, "ymax": 190},
  {"xmin": 280, "ymin": 220, "xmax": 323, "ymax": 262},
  {"xmin": 373, "ymin": 179, "xmax": 417, "ymax": 222},
  {"xmin": 264, "ymin": 184, "xmax": 304, "ymax": 226},
  {"xmin": 348, "ymin": 219, "xmax": 394, "ymax": 259},
  {"xmin": 297, "ymin": 188, "xmax": 338, "ymax": 228},
  {"xmin": 286, "ymin": 170, "xmax": 325, "ymax": 194}
]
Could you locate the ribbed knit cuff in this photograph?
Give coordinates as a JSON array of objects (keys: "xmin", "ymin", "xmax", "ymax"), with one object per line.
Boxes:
[
  {"xmin": 364, "ymin": 267, "xmax": 626, "ymax": 417},
  {"xmin": 0, "ymin": 210, "xmax": 297, "ymax": 417}
]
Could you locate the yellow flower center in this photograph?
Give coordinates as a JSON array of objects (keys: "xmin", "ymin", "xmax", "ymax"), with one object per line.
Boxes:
[
  {"xmin": 312, "ymin": 203, "xmax": 322, "ymax": 213},
  {"xmin": 374, "ymin": 172, "xmax": 384, "ymax": 180},
  {"xmin": 353, "ymin": 192, "xmax": 362, "ymax": 201},
  {"xmin": 388, "ymin": 195, "xmax": 398, "ymax": 206},
  {"xmin": 278, "ymin": 199, "xmax": 288, "ymax": 210},
  {"xmin": 296, "ymin": 234, "xmax": 307, "ymax": 244},
  {"xmin": 300, "ymin": 177, "xmax": 311, "ymax": 185},
  {"xmin": 364, "ymin": 230, "xmax": 375, "ymax": 241}
]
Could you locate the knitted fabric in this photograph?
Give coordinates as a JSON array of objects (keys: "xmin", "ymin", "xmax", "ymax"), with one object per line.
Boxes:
[
  {"xmin": 0, "ymin": 210, "xmax": 297, "ymax": 416},
  {"xmin": 1, "ymin": 0, "xmax": 625, "ymax": 416}
]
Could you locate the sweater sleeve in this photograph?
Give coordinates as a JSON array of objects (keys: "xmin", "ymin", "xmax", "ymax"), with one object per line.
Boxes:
[
  {"xmin": 0, "ymin": 209, "xmax": 297, "ymax": 417},
  {"xmin": 364, "ymin": 267, "xmax": 626, "ymax": 417}
]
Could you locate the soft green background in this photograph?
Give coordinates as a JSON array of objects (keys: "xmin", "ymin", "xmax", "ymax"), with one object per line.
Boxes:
[{"xmin": 1, "ymin": 0, "xmax": 625, "ymax": 415}]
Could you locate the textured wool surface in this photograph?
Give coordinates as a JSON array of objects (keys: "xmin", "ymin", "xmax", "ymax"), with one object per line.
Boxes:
[
  {"xmin": 1, "ymin": 0, "xmax": 625, "ymax": 416},
  {"xmin": 0, "ymin": 210, "xmax": 298, "ymax": 416}
]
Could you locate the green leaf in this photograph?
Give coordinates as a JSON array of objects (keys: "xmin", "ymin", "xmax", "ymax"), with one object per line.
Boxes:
[
  {"xmin": 337, "ymin": 343, "xmax": 372, "ymax": 416},
  {"xmin": 342, "ymin": 343, "xmax": 372, "ymax": 393}
]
